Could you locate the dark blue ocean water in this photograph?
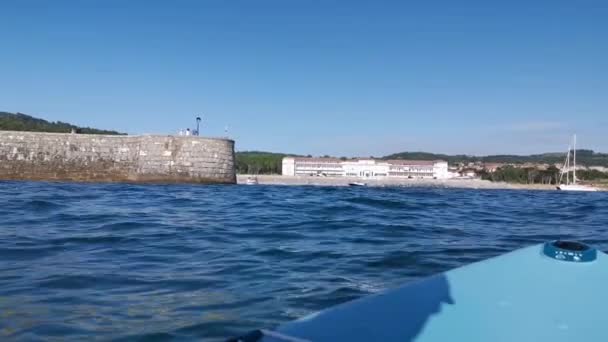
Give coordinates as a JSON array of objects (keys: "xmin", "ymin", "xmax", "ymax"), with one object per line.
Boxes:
[{"xmin": 1, "ymin": 181, "xmax": 607, "ymax": 341}]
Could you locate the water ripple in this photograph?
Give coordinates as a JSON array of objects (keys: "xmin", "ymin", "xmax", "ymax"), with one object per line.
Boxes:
[{"xmin": 1, "ymin": 182, "xmax": 607, "ymax": 341}]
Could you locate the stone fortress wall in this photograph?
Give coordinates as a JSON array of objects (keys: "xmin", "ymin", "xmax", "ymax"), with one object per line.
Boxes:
[{"xmin": 0, "ymin": 131, "xmax": 236, "ymax": 184}]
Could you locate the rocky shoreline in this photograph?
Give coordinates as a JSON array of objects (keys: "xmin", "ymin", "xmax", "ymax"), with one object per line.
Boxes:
[{"xmin": 237, "ymin": 175, "xmax": 564, "ymax": 191}]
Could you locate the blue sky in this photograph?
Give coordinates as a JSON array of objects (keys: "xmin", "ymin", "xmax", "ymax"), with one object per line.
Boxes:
[{"xmin": 1, "ymin": 1, "xmax": 606, "ymax": 157}]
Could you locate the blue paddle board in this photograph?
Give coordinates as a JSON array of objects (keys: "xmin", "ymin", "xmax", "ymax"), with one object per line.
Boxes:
[{"xmin": 228, "ymin": 241, "xmax": 607, "ymax": 342}]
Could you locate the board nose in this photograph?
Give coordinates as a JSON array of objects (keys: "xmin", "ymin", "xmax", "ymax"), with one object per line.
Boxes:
[{"xmin": 543, "ymin": 240, "xmax": 597, "ymax": 263}]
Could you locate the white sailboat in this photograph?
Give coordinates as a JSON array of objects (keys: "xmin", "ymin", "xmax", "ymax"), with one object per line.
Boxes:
[{"xmin": 556, "ymin": 135, "xmax": 598, "ymax": 192}]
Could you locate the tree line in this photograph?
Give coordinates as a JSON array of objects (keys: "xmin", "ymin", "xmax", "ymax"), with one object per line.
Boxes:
[
  {"xmin": 0, "ymin": 112, "xmax": 125, "ymax": 135},
  {"xmin": 385, "ymin": 150, "xmax": 608, "ymax": 167},
  {"xmin": 236, "ymin": 151, "xmax": 292, "ymax": 174},
  {"xmin": 480, "ymin": 166, "xmax": 608, "ymax": 184}
]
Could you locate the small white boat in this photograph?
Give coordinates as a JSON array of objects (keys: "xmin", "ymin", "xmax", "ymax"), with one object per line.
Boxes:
[
  {"xmin": 557, "ymin": 184, "xmax": 597, "ymax": 192},
  {"xmin": 245, "ymin": 177, "xmax": 258, "ymax": 185},
  {"xmin": 556, "ymin": 135, "xmax": 598, "ymax": 192},
  {"xmin": 348, "ymin": 181, "xmax": 367, "ymax": 187}
]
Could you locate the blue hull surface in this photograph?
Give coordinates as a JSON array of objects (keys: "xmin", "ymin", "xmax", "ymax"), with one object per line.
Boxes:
[{"xmin": 229, "ymin": 241, "xmax": 607, "ymax": 342}]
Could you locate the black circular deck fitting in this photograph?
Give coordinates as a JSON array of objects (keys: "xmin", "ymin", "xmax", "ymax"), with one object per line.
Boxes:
[
  {"xmin": 543, "ymin": 240, "xmax": 597, "ymax": 262},
  {"xmin": 552, "ymin": 240, "xmax": 589, "ymax": 252}
]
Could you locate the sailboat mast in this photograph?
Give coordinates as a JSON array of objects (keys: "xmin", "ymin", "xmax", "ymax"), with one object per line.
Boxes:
[
  {"xmin": 566, "ymin": 146, "xmax": 570, "ymax": 185},
  {"xmin": 573, "ymin": 134, "xmax": 577, "ymax": 184}
]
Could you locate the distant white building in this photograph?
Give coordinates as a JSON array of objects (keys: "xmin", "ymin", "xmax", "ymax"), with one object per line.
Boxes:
[
  {"xmin": 282, "ymin": 157, "xmax": 343, "ymax": 177},
  {"xmin": 342, "ymin": 159, "xmax": 389, "ymax": 178},
  {"xmin": 282, "ymin": 157, "xmax": 449, "ymax": 179}
]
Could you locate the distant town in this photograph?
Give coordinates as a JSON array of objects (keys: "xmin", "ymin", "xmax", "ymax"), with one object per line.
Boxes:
[
  {"xmin": 237, "ymin": 150, "xmax": 608, "ymax": 186},
  {"xmin": 2, "ymin": 111, "xmax": 608, "ymax": 187},
  {"xmin": 278, "ymin": 156, "xmax": 608, "ymax": 185}
]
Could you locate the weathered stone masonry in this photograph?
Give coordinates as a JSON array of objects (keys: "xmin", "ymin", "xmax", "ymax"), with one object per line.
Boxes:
[{"xmin": 0, "ymin": 131, "xmax": 236, "ymax": 184}]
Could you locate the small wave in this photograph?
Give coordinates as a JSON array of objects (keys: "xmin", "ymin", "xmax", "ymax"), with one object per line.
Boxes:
[
  {"xmin": 255, "ymin": 247, "xmax": 344, "ymax": 262},
  {"xmin": 346, "ymin": 237, "xmax": 392, "ymax": 245},
  {"xmin": 50, "ymin": 235, "xmax": 129, "ymax": 245},
  {"xmin": 165, "ymin": 197, "xmax": 195, "ymax": 206},
  {"xmin": 227, "ymin": 229, "xmax": 309, "ymax": 241},
  {"xmin": 95, "ymin": 221, "xmax": 150, "ymax": 232},
  {"xmin": 112, "ymin": 331, "xmax": 177, "ymax": 342},
  {"xmin": 366, "ymin": 250, "xmax": 420, "ymax": 268},
  {"xmin": 345, "ymin": 196, "xmax": 412, "ymax": 210},
  {"xmin": 26, "ymin": 199, "xmax": 66, "ymax": 212},
  {"xmin": 37, "ymin": 274, "xmax": 151, "ymax": 290},
  {"xmin": 0, "ymin": 245, "xmax": 64, "ymax": 261},
  {"xmin": 286, "ymin": 286, "xmax": 369, "ymax": 310}
]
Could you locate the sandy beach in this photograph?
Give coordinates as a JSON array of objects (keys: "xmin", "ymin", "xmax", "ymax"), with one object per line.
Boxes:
[{"xmin": 237, "ymin": 174, "xmax": 561, "ymax": 191}]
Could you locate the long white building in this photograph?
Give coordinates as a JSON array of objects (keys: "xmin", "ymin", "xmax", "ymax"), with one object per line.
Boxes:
[{"xmin": 282, "ymin": 157, "xmax": 449, "ymax": 179}]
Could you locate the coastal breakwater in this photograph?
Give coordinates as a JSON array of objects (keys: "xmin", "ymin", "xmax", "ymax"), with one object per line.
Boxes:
[{"xmin": 0, "ymin": 131, "xmax": 236, "ymax": 184}]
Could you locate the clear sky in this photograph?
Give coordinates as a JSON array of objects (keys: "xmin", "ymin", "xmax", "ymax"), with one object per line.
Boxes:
[{"xmin": 1, "ymin": 1, "xmax": 606, "ymax": 157}]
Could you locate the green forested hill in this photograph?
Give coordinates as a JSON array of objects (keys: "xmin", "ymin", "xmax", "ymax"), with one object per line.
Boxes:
[
  {"xmin": 236, "ymin": 149, "xmax": 608, "ymax": 175},
  {"xmin": 0, "ymin": 112, "xmax": 125, "ymax": 135},
  {"xmin": 383, "ymin": 150, "xmax": 608, "ymax": 167}
]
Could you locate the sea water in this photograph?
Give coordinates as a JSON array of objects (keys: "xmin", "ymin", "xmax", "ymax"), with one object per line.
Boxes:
[{"xmin": 1, "ymin": 181, "xmax": 607, "ymax": 341}]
